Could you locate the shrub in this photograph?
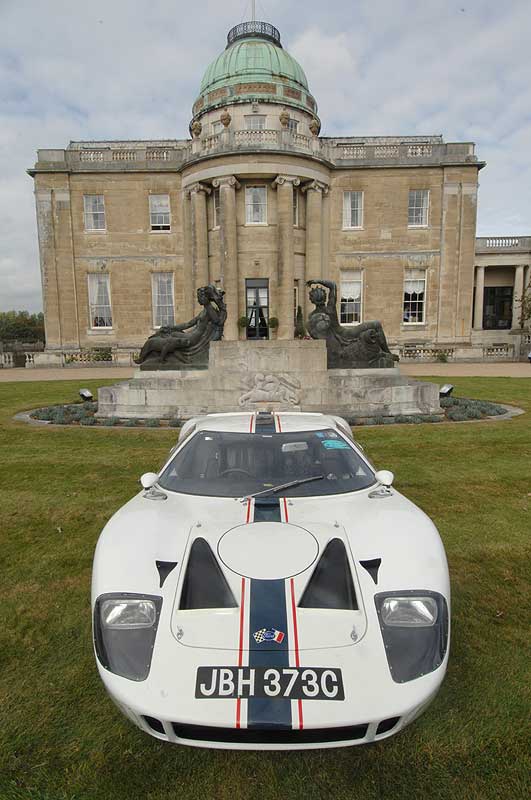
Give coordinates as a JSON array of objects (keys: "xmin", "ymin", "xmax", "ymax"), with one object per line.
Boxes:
[
  {"xmin": 103, "ymin": 417, "xmax": 120, "ymax": 426},
  {"xmin": 169, "ymin": 418, "xmax": 182, "ymax": 428},
  {"xmin": 381, "ymin": 417, "xmax": 396, "ymax": 424},
  {"xmin": 440, "ymin": 397, "xmax": 457, "ymax": 408},
  {"xmin": 436, "ymin": 351, "xmax": 449, "ymax": 363},
  {"xmin": 425, "ymin": 415, "xmax": 445, "ymax": 423},
  {"xmin": 373, "ymin": 416, "xmax": 385, "ymax": 425},
  {"xmin": 124, "ymin": 419, "xmax": 138, "ymax": 427},
  {"xmin": 83, "ymin": 401, "xmax": 98, "ymax": 412},
  {"xmin": 464, "ymin": 407, "xmax": 482, "ymax": 420},
  {"xmin": 447, "ymin": 408, "xmax": 468, "ymax": 422},
  {"xmin": 80, "ymin": 416, "xmax": 97, "ymax": 426},
  {"xmin": 146, "ymin": 418, "xmax": 161, "ymax": 428},
  {"xmin": 237, "ymin": 316, "xmax": 248, "ymax": 330},
  {"xmin": 396, "ymin": 415, "xmax": 415, "ymax": 424},
  {"xmin": 363, "ymin": 417, "xmax": 376, "ymax": 426}
]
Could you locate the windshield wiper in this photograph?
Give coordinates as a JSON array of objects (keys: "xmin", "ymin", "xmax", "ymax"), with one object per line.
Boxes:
[{"xmin": 241, "ymin": 475, "xmax": 325, "ymax": 503}]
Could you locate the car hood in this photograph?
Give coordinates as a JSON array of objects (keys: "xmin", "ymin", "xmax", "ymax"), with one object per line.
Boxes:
[{"xmin": 92, "ymin": 487, "xmax": 449, "ymax": 654}]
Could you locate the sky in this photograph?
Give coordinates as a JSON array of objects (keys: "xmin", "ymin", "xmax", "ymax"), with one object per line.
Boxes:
[{"xmin": 1, "ymin": 0, "xmax": 530, "ymax": 312}]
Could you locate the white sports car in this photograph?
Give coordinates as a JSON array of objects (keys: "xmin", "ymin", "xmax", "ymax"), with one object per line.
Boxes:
[{"xmin": 92, "ymin": 411, "xmax": 450, "ymax": 750}]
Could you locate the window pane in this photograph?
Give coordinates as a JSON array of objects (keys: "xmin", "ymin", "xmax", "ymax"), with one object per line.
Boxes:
[
  {"xmin": 152, "ymin": 272, "xmax": 175, "ymax": 327},
  {"xmin": 245, "ymin": 186, "xmax": 267, "ymax": 224},
  {"xmin": 408, "ymin": 190, "xmax": 429, "ymax": 226},
  {"xmin": 343, "ymin": 191, "xmax": 363, "ymax": 228},
  {"xmin": 403, "ymin": 269, "xmax": 426, "ymax": 322},
  {"xmin": 88, "ymin": 273, "xmax": 112, "ymax": 327},
  {"xmin": 84, "ymin": 195, "xmax": 106, "ymax": 231},
  {"xmin": 150, "ymin": 194, "xmax": 170, "ymax": 231},
  {"xmin": 340, "ymin": 270, "xmax": 362, "ymax": 324},
  {"xmin": 245, "ymin": 116, "xmax": 266, "ymax": 130}
]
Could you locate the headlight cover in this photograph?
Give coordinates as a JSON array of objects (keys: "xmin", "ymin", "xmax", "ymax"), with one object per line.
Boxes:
[
  {"xmin": 94, "ymin": 593, "xmax": 162, "ymax": 681},
  {"xmin": 375, "ymin": 591, "xmax": 449, "ymax": 683},
  {"xmin": 381, "ymin": 596, "xmax": 438, "ymax": 627}
]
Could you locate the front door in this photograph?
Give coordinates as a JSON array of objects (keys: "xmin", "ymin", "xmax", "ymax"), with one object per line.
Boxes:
[{"xmin": 246, "ymin": 279, "xmax": 269, "ymax": 339}]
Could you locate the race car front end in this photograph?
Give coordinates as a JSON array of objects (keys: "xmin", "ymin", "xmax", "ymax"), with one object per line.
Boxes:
[{"xmin": 92, "ymin": 485, "xmax": 450, "ymax": 750}]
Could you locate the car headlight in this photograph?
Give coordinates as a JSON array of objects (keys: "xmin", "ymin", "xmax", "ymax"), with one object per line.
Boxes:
[
  {"xmin": 94, "ymin": 593, "xmax": 162, "ymax": 681},
  {"xmin": 380, "ymin": 596, "xmax": 438, "ymax": 627},
  {"xmin": 375, "ymin": 591, "xmax": 449, "ymax": 683},
  {"xmin": 101, "ymin": 598, "xmax": 157, "ymax": 629}
]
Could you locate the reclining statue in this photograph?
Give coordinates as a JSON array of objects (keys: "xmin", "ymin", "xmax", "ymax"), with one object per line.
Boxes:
[
  {"xmin": 306, "ymin": 279, "xmax": 399, "ymax": 369},
  {"xmin": 135, "ymin": 284, "xmax": 226, "ymax": 369}
]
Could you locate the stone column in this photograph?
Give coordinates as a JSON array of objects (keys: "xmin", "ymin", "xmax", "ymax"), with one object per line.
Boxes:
[
  {"xmin": 181, "ymin": 189, "xmax": 194, "ymax": 319},
  {"xmin": 213, "ymin": 176, "xmax": 241, "ymax": 341},
  {"xmin": 302, "ymin": 180, "xmax": 329, "ymax": 319},
  {"xmin": 273, "ymin": 175, "xmax": 300, "ymax": 339},
  {"xmin": 512, "ymin": 264, "xmax": 525, "ymax": 329},
  {"xmin": 189, "ymin": 182, "xmax": 210, "ymax": 293},
  {"xmin": 473, "ymin": 265, "xmax": 485, "ymax": 329}
]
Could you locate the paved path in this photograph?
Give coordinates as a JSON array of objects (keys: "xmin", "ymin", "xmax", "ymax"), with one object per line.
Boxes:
[{"xmin": 1, "ymin": 362, "xmax": 530, "ymax": 382}]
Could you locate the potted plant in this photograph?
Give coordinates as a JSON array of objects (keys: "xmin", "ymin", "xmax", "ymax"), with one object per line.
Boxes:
[
  {"xmin": 294, "ymin": 305, "xmax": 306, "ymax": 339},
  {"xmin": 268, "ymin": 316, "xmax": 279, "ymax": 339}
]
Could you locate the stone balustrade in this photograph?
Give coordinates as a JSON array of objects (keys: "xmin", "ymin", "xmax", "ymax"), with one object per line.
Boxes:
[
  {"xmin": 476, "ymin": 236, "xmax": 531, "ymax": 252},
  {"xmin": 32, "ymin": 134, "xmax": 480, "ymax": 174}
]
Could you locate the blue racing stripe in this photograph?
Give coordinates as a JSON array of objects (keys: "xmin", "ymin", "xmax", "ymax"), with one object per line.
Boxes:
[{"xmin": 248, "ymin": 578, "xmax": 291, "ymax": 730}]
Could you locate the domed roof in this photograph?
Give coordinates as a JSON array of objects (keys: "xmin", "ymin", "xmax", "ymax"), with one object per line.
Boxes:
[{"xmin": 192, "ymin": 21, "xmax": 318, "ymax": 121}]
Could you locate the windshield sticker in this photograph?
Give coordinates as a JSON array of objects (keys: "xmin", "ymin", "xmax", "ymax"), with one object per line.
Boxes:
[{"xmin": 322, "ymin": 440, "xmax": 350, "ymax": 450}]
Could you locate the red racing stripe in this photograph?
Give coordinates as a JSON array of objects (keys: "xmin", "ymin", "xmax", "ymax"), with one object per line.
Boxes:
[
  {"xmin": 236, "ymin": 576, "xmax": 246, "ymax": 728},
  {"xmin": 282, "ymin": 497, "xmax": 289, "ymax": 523},
  {"xmin": 276, "ymin": 414, "xmax": 282, "ymax": 432},
  {"xmin": 290, "ymin": 578, "xmax": 304, "ymax": 730},
  {"xmin": 249, "ymin": 413, "xmax": 255, "ymax": 433}
]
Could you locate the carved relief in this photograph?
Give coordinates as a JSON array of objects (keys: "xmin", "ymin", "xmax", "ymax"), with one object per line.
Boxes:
[
  {"xmin": 190, "ymin": 120, "xmax": 202, "ymax": 139},
  {"xmin": 279, "ymin": 110, "xmax": 290, "ymax": 129},
  {"xmin": 238, "ymin": 373, "xmax": 301, "ymax": 407},
  {"xmin": 284, "ymin": 87, "xmax": 302, "ymax": 100},
  {"xmin": 208, "ymin": 88, "xmax": 229, "ymax": 102},
  {"xmin": 309, "ymin": 118, "xmax": 321, "ymax": 136},
  {"xmin": 234, "ymin": 82, "xmax": 277, "ymax": 95}
]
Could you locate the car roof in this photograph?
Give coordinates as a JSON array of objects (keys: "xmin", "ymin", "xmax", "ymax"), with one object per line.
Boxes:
[{"xmin": 182, "ymin": 411, "xmax": 346, "ymax": 436}]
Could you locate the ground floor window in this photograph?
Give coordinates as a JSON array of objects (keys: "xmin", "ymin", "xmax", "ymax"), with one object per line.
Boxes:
[
  {"xmin": 403, "ymin": 269, "xmax": 426, "ymax": 323},
  {"xmin": 88, "ymin": 273, "xmax": 112, "ymax": 328},
  {"xmin": 246, "ymin": 279, "xmax": 269, "ymax": 339},
  {"xmin": 483, "ymin": 286, "xmax": 513, "ymax": 329},
  {"xmin": 152, "ymin": 272, "xmax": 175, "ymax": 328},
  {"xmin": 340, "ymin": 270, "xmax": 363, "ymax": 324}
]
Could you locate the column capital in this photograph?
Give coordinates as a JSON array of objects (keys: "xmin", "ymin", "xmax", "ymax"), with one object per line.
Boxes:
[
  {"xmin": 212, "ymin": 176, "xmax": 241, "ymax": 190},
  {"xmin": 272, "ymin": 175, "xmax": 301, "ymax": 189},
  {"xmin": 302, "ymin": 179, "xmax": 329, "ymax": 195},
  {"xmin": 186, "ymin": 182, "xmax": 211, "ymax": 197}
]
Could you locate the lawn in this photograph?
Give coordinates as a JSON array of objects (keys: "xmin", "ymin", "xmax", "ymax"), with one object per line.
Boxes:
[{"xmin": 0, "ymin": 376, "xmax": 529, "ymax": 800}]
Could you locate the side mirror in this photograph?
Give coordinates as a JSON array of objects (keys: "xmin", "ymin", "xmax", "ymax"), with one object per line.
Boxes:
[
  {"xmin": 140, "ymin": 472, "xmax": 159, "ymax": 490},
  {"xmin": 375, "ymin": 470, "xmax": 394, "ymax": 488}
]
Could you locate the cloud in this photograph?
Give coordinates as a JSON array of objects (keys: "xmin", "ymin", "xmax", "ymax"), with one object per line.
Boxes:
[{"xmin": 0, "ymin": 0, "xmax": 529, "ymax": 311}]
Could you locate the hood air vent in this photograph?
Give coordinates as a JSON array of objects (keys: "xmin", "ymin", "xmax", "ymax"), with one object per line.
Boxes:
[
  {"xmin": 299, "ymin": 538, "xmax": 358, "ymax": 610},
  {"xmin": 179, "ymin": 538, "xmax": 238, "ymax": 610}
]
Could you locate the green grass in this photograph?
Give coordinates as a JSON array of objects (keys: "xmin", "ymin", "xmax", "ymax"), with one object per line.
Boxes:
[{"xmin": 0, "ymin": 377, "xmax": 530, "ymax": 800}]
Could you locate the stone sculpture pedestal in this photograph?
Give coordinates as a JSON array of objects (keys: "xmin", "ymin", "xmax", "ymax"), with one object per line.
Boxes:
[{"xmin": 97, "ymin": 340, "xmax": 441, "ymax": 420}]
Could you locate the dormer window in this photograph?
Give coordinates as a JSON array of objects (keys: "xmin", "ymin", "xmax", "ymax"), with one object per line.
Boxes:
[{"xmin": 245, "ymin": 116, "xmax": 266, "ymax": 130}]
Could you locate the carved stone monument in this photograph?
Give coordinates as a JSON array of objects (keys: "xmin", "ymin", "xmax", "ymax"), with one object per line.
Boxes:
[
  {"xmin": 306, "ymin": 279, "xmax": 399, "ymax": 369},
  {"xmin": 135, "ymin": 284, "xmax": 226, "ymax": 370}
]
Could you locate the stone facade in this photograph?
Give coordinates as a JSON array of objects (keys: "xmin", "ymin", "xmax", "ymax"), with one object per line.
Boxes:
[{"xmin": 27, "ymin": 21, "xmax": 530, "ymax": 365}]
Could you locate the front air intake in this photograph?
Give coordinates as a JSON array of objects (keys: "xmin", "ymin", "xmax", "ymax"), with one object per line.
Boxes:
[
  {"xmin": 179, "ymin": 538, "xmax": 238, "ymax": 610},
  {"xmin": 299, "ymin": 538, "xmax": 358, "ymax": 610}
]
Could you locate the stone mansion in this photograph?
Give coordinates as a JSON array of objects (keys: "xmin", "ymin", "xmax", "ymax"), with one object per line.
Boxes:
[{"xmin": 28, "ymin": 19, "xmax": 531, "ymax": 365}]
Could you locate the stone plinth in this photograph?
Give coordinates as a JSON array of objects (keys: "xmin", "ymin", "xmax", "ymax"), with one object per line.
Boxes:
[{"xmin": 97, "ymin": 340, "xmax": 441, "ymax": 419}]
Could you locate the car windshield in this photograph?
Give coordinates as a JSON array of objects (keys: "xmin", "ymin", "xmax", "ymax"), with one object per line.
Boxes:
[{"xmin": 158, "ymin": 429, "xmax": 375, "ymax": 498}]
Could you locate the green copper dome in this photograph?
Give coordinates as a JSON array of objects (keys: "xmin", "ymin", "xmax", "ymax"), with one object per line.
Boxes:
[{"xmin": 192, "ymin": 21, "xmax": 318, "ymax": 121}]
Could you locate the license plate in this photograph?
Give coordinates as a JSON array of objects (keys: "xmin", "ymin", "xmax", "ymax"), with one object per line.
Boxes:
[{"xmin": 195, "ymin": 666, "xmax": 344, "ymax": 700}]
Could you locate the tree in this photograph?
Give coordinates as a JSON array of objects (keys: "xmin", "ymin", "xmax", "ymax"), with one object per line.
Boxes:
[{"xmin": 0, "ymin": 311, "xmax": 45, "ymax": 343}]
